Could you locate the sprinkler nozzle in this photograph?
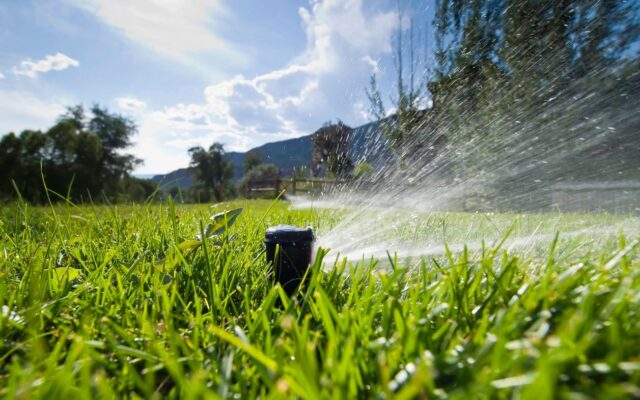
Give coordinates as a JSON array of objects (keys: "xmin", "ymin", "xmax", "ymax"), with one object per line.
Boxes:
[{"xmin": 265, "ymin": 225, "xmax": 315, "ymax": 295}]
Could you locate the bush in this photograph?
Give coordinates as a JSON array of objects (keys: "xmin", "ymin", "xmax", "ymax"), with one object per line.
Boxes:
[
  {"xmin": 354, "ymin": 162, "xmax": 374, "ymax": 179},
  {"xmin": 238, "ymin": 164, "xmax": 279, "ymax": 197}
]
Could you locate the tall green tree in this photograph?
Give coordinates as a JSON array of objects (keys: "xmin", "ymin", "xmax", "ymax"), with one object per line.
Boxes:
[
  {"xmin": 0, "ymin": 130, "xmax": 48, "ymax": 202},
  {"xmin": 243, "ymin": 150, "xmax": 264, "ymax": 174},
  {"xmin": 311, "ymin": 121, "xmax": 353, "ymax": 178},
  {"xmin": 0, "ymin": 105, "xmax": 142, "ymax": 203},
  {"xmin": 87, "ymin": 105, "xmax": 142, "ymax": 195},
  {"xmin": 366, "ymin": 2, "xmax": 425, "ymax": 162},
  {"xmin": 188, "ymin": 143, "xmax": 234, "ymax": 202}
]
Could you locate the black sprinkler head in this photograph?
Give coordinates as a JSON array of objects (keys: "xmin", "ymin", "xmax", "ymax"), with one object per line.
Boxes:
[{"xmin": 265, "ymin": 225, "xmax": 315, "ymax": 295}]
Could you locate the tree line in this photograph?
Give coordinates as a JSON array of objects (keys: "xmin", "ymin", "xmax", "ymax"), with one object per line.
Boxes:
[
  {"xmin": 0, "ymin": 103, "xmax": 356, "ymax": 204},
  {"xmin": 0, "ymin": 105, "xmax": 156, "ymax": 204}
]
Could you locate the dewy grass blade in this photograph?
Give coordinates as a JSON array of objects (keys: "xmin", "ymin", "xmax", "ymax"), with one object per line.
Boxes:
[
  {"xmin": 199, "ymin": 219, "xmax": 217, "ymax": 320},
  {"xmin": 603, "ymin": 239, "xmax": 639, "ymax": 271},
  {"xmin": 209, "ymin": 325, "xmax": 277, "ymax": 373},
  {"xmin": 200, "ymin": 208, "xmax": 243, "ymax": 240}
]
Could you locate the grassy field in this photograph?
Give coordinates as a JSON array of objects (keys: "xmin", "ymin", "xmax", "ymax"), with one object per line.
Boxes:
[{"xmin": 1, "ymin": 199, "xmax": 639, "ymax": 399}]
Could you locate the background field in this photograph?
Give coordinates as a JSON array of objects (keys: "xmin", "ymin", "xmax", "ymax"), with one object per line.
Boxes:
[{"xmin": 1, "ymin": 200, "xmax": 639, "ymax": 399}]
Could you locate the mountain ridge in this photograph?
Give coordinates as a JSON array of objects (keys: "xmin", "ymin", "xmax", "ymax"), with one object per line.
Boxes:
[{"xmin": 151, "ymin": 120, "xmax": 389, "ymax": 190}]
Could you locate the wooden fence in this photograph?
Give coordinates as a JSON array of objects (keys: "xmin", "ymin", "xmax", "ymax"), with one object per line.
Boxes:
[{"xmin": 245, "ymin": 177, "xmax": 353, "ymax": 198}]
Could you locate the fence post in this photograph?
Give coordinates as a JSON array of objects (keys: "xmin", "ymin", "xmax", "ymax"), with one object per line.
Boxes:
[{"xmin": 292, "ymin": 176, "xmax": 297, "ymax": 195}]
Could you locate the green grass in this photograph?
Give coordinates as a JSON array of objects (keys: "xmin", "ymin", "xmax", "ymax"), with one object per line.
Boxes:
[{"xmin": 1, "ymin": 199, "xmax": 639, "ymax": 399}]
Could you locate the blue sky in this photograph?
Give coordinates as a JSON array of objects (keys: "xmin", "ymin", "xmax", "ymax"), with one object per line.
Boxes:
[{"xmin": 0, "ymin": 0, "xmax": 433, "ymax": 174}]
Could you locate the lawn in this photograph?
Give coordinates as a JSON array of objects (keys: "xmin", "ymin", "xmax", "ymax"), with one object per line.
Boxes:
[{"xmin": 1, "ymin": 199, "xmax": 639, "ymax": 399}]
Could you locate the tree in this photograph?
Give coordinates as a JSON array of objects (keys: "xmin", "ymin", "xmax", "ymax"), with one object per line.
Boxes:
[
  {"xmin": 0, "ymin": 104, "xmax": 143, "ymax": 203},
  {"xmin": 87, "ymin": 105, "xmax": 142, "ymax": 196},
  {"xmin": 238, "ymin": 163, "xmax": 280, "ymax": 197},
  {"xmin": 11, "ymin": 130, "xmax": 47, "ymax": 202},
  {"xmin": 188, "ymin": 143, "xmax": 234, "ymax": 202},
  {"xmin": 311, "ymin": 121, "xmax": 353, "ymax": 178},
  {"xmin": 47, "ymin": 105, "xmax": 141, "ymax": 201},
  {"xmin": 361, "ymin": 0, "xmax": 639, "ymax": 210},
  {"xmin": 365, "ymin": 7, "xmax": 425, "ymax": 162},
  {"xmin": 354, "ymin": 162, "xmax": 374, "ymax": 179},
  {"xmin": 0, "ymin": 133, "xmax": 21, "ymax": 197},
  {"xmin": 427, "ymin": 0, "xmax": 640, "ymax": 208},
  {"xmin": 120, "ymin": 176, "xmax": 158, "ymax": 203},
  {"xmin": 243, "ymin": 150, "xmax": 264, "ymax": 174}
]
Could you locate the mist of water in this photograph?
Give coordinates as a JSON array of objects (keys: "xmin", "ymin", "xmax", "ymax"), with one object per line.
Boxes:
[{"xmin": 292, "ymin": 62, "xmax": 640, "ymax": 264}]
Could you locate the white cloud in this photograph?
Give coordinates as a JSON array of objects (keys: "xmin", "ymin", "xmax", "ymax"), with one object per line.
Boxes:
[
  {"xmin": 116, "ymin": 96, "xmax": 146, "ymax": 112},
  {"xmin": 131, "ymin": 99, "xmax": 267, "ymax": 174},
  {"xmin": 196, "ymin": 0, "xmax": 397, "ymax": 135},
  {"xmin": 361, "ymin": 56, "xmax": 380, "ymax": 74},
  {"xmin": 71, "ymin": 0, "xmax": 240, "ymax": 66},
  {"xmin": 12, "ymin": 52, "xmax": 79, "ymax": 78},
  {"xmin": 0, "ymin": 72, "xmax": 4, "ymax": 79},
  {"xmin": 353, "ymin": 100, "xmax": 369, "ymax": 121},
  {"xmin": 132, "ymin": 0, "xmax": 398, "ymax": 174},
  {"xmin": 0, "ymin": 89, "xmax": 67, "ymax": 134}
]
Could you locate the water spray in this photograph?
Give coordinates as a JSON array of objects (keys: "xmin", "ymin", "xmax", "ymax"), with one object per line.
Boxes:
[{"xmin": 265, "ymin": 225, "xmax": 315, "ymax": 295}]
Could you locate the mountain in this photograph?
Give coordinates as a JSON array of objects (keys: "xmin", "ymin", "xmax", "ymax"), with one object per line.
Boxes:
[
  {"xmin": 347, "ymin": 119, "xmax": 393, "ymax": 170},
  {"xmin": 152, "ymin": 120, "xmax": 389, "ymax": 190},
  {"xmin": 226, "ymin": 134, "xmax": 314, "ymax": 181},
  {"xmin": 151, "ymin": 167, "xmax": 195, "ymax": 190}
]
